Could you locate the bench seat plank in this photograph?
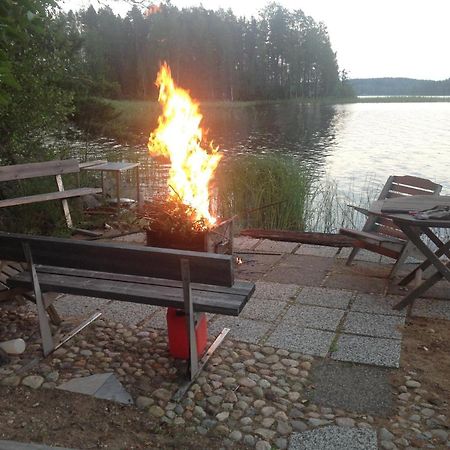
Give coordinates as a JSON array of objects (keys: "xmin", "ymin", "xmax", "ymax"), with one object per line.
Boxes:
[
  {"xmin": 0, "ymin": 187, "xmax": 102, "ymax": 208},
  {"xmin": 35, "ymin": 265, "xmax": 253, "ymax": 297},
  {"xmin": 8, "ymin": 269, "xmax": 255, "ymax": 316}
]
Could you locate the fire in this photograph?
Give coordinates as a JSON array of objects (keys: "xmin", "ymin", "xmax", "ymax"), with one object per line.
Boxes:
[{"xmin": 148, "ymin": 62, "xmax": 222, "ymax": 227}]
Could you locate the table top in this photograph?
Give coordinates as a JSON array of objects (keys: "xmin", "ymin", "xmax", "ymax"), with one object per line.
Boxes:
[
  {"xmin": 82, "ymin": 162, "xmax": 139, "ymax": 172},
  {"xmin": 370, "ymin": 195, "xmax": 450, "ymax": 228}
]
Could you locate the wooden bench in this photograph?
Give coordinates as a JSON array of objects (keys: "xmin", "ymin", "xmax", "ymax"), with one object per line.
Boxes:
[
  {"xmin": 0, "ymin": 159, "xmax": 102, "ymax": 230},
  {"xmin": 0, "ymin": 231, "xmax": 255, "ymax": 393}
]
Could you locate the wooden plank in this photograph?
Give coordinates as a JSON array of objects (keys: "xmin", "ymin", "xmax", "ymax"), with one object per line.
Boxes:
[
  {"xmin": 239, "ymin": 230, "xmax": 356, "ymax": 247},
  {"xmin": 0, "ymin": 187, "xmax": 102, "ymax": 208},
  {"xmin": 392, "ymin": 175, "xmax": 441, "ymax": 192},
  {"xmin": 0, "ymin": 159, "xmax": 79, "ymax": 182},
  {"xmin": 9, "ymin": 271, "xmax": 251, "ymax": 316},
  {"xmin": 55, "ymin": 174, "xmax": 73, "ymax": 228},
  {"xmin": 340, "ymin": 228, "xmax": 404, "ymax": 245},
  {"xmin": 78, "ymin": 160, "xmax": 107, "ymax": 169},
  {"xmin": 0, "ymin": 232, "xmax": 234, "ymax": 286},
  {"xmin": 35, "ymin": 266, "xmax": 254, "ymax": 297},
  {"xmin": 390, "ymin": 183, "xmax": 435, "ymax": 197}
]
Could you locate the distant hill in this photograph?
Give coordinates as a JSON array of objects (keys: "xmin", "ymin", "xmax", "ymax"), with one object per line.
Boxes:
[{"xmin": 348, "ymin": 77, "xmax": 450, "ymax": 96}]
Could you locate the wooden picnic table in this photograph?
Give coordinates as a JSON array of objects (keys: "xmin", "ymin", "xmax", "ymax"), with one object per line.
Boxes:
[{"xmin": 369, "ymin": 195, "xmax": 450, "ymax": 310}]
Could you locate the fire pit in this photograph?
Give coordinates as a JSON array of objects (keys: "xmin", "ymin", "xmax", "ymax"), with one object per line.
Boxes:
[{"xmin": 143, "ymin": 62, "xmax": 232, "ymax": 360}]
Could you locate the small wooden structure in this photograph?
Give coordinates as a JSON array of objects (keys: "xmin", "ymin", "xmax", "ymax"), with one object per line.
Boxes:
[
  {"xmin": 340, "ymin": 175, "xmax": 442, "ymax": 278},
  {"xmin": 0, "ymin": 159, "xmax": 102, "ymax": 230}
]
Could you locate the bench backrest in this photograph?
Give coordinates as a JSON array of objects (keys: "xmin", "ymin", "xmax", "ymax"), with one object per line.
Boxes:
[
  {"xmin": 0, "ymin": 159, "xmax": 79, "ymax": 182},
  {"xmin": 0, "ymin": 232, "xmax": 234, "ymax": 287}
]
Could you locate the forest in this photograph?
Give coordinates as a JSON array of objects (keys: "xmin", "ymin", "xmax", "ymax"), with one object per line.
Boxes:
[{"xmin": 0, "ymin": 0, "xmax": 349, "ymax": 165}]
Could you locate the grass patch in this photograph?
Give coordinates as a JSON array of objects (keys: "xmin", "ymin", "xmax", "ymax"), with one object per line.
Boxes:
[{"xmin": 216, "ymin": 155, "xmax": 311, "ymax": 231}]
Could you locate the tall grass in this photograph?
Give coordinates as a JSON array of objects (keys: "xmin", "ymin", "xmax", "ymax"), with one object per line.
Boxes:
[
  {"xmin": 216, "ymin": 155, "xmax": 311, "ymax": 230},
  {"xmin": 215, "ymin": 154, "xmax": 382, "ymax": 233}
]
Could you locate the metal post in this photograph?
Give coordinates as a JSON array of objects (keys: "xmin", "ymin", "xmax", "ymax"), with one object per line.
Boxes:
[
  {"xmin": 22, "ymin": 243, "xmax": 54, "ymax": 356},
  {"xmin": 180, "ymin": 258, "xmax": 198, "ymax": 379}
]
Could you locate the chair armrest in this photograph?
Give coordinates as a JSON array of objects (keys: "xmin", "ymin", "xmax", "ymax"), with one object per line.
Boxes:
[{"xmin": 347, "ymin": 205, "xmax": 370, "ymax": 216}]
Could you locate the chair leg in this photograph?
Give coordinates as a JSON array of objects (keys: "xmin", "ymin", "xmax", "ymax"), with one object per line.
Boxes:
[
  {"xmin": 346, "ymin": 247, "xmax": 360, "ymax": 266},
  {"xmin": 389, "ymin": 243, "xmax": 413, "ymax": 279}
]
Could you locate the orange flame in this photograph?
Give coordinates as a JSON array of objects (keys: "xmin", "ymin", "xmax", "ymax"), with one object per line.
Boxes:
[{"xmin": 148, "ymin": 62, "xmax": 222, "ymax": 227}]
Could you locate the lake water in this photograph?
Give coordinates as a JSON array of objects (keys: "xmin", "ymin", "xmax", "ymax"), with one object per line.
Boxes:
[{"xmin": 69, "ymin": 101, "xmax": 450, "ymax": 199}]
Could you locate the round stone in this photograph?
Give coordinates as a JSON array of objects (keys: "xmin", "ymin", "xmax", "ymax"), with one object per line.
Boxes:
[
  {"xmin": 405, "ymin": 380, "xmax": 421, "ymax": 388},
  {"xmin": 1, "ymin": 375, "xmax": 21, "ymax": 387},
  {"xmin": 238, "ymin": 377, "xmax": 256, "ymax": 388},
  {"xmin": 149, "ymin": 405, "xmax": 165, "ymax": 418},
  {"xmin": 379, "ymin": 427, "xmax": 394, "ymax": 441},
  {"xmin": 216, "ymin": 411, "xmax": 229, "ymax": 422},
  {"xmin": 229, "ymin": 430, "xmax": 242, "ymax": 441},
  {"xmin": 136, "ymin": 396, "xmax": 154, "ymax": 409},
  {"xmin": 21, "ymin": 375, "xmax": 44, "ymax": 389},
  {"xmin": 335, "ymin": 417, "xmax": 355, "ymax": 427}
]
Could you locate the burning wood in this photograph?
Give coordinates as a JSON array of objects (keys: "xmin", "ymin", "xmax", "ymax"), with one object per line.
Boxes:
[{"xmin": 147, "ymin": 62, "xmax": 221, "ymax": 228}]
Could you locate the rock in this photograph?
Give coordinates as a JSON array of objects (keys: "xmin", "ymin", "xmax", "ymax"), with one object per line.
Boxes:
[
  {"xmin": 380, "ymin": 440, "xmax": 395, "ymax": 449},
  {"xmin": 80, "ymin": 349, "xmax": 92, "ymax": 357},
  {"xmin": 45, "ymin": 371, "xmax": 59, "ymax": 382},
  {"xmin": 261, "ymin": 406, "xmax": 276, "ymax": 417},
  {"xmin": 255, "ymin": 428, "xmax": 276, "ymax": 440},
  {"xmin": 243, "ymin": 434, "xmax": 255, "ymax": 446},
  {"xmin": 398, "ymin": 393, "xmax": 411, "ymax": 401},
  {"xmin": 265, "ymin": 354, "xmax": 279, "ymax": 364},
  {"xmin": 335, "ymin": 417, "xmax": 355, "ymax": 427},
  {"xmin": 308, "ymin": 418, "xmax": 328, "ymax": 427},
  {"xmin": 229, "ymin": 430, "xmax": 242, "ymax": 441},
  {"xmin": 22, "ymin": 375, "xmax": 44, "ymax": 389},
  {"xmin": 274, "ymin": 437, "xmax": 288, "ymax": 449},
  {"xmin": 1, "ymin": 375, "xmax": 21, "ymax": 387},
  {"xmin": 149, "ymin": 405, "xmax": 165, "ymax": 418},
  {"xmin": 300, "ymin": 361, "xmax": 311, "ymax": 370},
  {"xmin": 153, "ymin": 388, "xmax": 171, "ymax": 402},
  {"xmin": 194, "ymin": 406, "xmax": 206, "ymax": 419},
  {"xmin": 405, "ymin": 380, "xmax": 421, "ymax": 388},
  {"xmin": 274, "ymin": 411, "xmax": 289, "ymax": 422},
  {"xmin": 420, "ymin": 407, "xmax": 434, "ymax": 417},
  {"xmin": 261, "ymin": 417, "xmax": 275, "ymax": 428},
  {"xmin": 277, "ymin": 420, "xmax": 292, "ymax": 435},
  {"xmin": 224, "ymin": 391, "xmax": 237, "ymax": 403},
  {"xmin": 379, "ymin": 427, "xmax": 394, "ymax": 441},
  {"xmin": 255, "ymin": 441, "xmax": 271, "ymax": 450},
  {"xmin": 0, "ymin": 338, "xmax": 26, "ymax": 355},
  {"xmin": 409, "ymin": 414, "xmax": 421, "ymax": 422},
  {"xmin": 291, "ymin": 420, "xmax": 308, "ymax": 432},
  {"xmin": 208, "ymin": 395, "xmax": 223, "ymax": 406},
  {"xmin": 216, "ymin": 411, "xmax": 229, "ymax": 422},
  {"xmin": 430, "ymin": 429, "xmax": 448, "ymax": 442},
  {"xmin": 239, "ymin": 377, "xmax": 256, "ymax": 388},
  {"xmin": 258, "ymin": 379, "xmax": 271, "ymax": 389},
  {"xmin": 136, "ymin": 396, "xmax": 154, "ymax": 409},
  {"xmin": 240, "ymin": 417, "xmax": 252, "ymax": 426}
]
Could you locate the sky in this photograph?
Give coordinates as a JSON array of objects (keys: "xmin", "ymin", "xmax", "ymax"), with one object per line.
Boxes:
[{"xmin": 62, "ymin": 0, "xmax": 450, "ymax": 80}]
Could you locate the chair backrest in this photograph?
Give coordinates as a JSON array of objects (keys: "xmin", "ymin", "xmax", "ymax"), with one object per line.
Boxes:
[
  {"xmin": 374, "ymin": 175, "xmax": 442, "ymax": 239},
  {"xmin": 0, "ymin": 232, "xmax": 234, "ymax": 287},
  {"xmin": 0, "ymin": 159, "xmax": 79, "ymax": 183}
]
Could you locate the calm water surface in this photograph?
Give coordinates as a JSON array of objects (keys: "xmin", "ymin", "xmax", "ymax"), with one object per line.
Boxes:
[{"xmin": 71, "ymin": 101, "xmax": 450, "ymax": 196}]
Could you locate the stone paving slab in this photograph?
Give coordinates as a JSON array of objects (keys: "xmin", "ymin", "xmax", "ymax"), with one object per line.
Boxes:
[
  {"xmin": 306, "ymin": 360, "xmax": 393, "ymax": 416},
  {"xmin": 254, "ymin": 239, "xmax": 299, "ymax": 253},
  {"xmin": 209, "ymin": 317, "xmax": 271, "ymax": 344},
  {"xmin": 284, "ymin": 304, "xmax": 344, "ymax": 331},
  {"xmin": 332, "ymin": 334, "xmax": 402, "ymax": 368},
  {"xmin": 0, "ymin": 441, "xmax": 75, "ymax": 450},
  {"xmin": 57, "ymin": 373, "xmax": 133, "ymax": 405},
  {"xmin": 295, "ymin": 244, "xmax": 338, "ymax": 257},
  {"xmin": 253, "ymin": 281, "xmax": 300, "ymax": 301},
  {"xmin": 343, "ymin": 311, "xmax": 405, "ymax": 339},
  {"xmin": 324, "ymin": 272, "xmax": 387, "ymax": 294},
  {"xmin": 236, "ymin": 253, "xmax": 284, "ymax": 281},
  {"xmin": 240, "ymin": 297, "xmax": 288, "ymax": 322},
  {"xmin": 289, "ymin": 426, "xmax": 378, "ymax": 450},
  {"xmin": 411, "ymin": 298, "xmax": 450, "ymax": 320},
  {"xmin": 266, "ymin": 322, "xmax": 335, "ymax": 356},
  {"xmin": 53, "ymin": 295, "xmax": 109, "ymax": 318},
  {"xmin": 233, "ymin": 236, "xmax": 260, "ymax": 251},
  {"xmin": 265, "ymin": 255, "xmax": 333, "ymax": 286},
  {"xmin": 101, "ymin": 300, "xmax": 158, "ymax": 326},
  {"xmin": 336, "ymin": 247, "xmax": 385, "ymax": 264},
  {"xmin": 351, "ymin": 293, "xmax": 406, "ymax": 317},
  {"xmin": 295, "ymin": 286, "xmax": 353, "ymax": 310}
]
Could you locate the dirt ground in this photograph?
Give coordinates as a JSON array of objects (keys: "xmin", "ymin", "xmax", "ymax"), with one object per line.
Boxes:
[
  {"xmin": 0, "ymin": 315, "xmax": 448, "ymax": 449},
  {"xmin": 0, "ymin": 385, "xmax": 244, "ymax": 449},
  {"xmin": 392, "ymin": 316, "xmax": 450, "ymax": 417}
]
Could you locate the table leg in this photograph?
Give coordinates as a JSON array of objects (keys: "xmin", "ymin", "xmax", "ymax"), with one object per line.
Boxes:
[
  {"xmin": 399, "ymin": 239, "xmax": 450, "ymax": 286},
  {"xmin": 116, "ymin": 171, "xmax": 120, "ymax": 213},
  {"xmin": 394, "ymin": 262, "xmax": 449, "ymax": 310},
  {"xmin": 396, "ymin": 223, "xmax": 450, "ymax": 283}
]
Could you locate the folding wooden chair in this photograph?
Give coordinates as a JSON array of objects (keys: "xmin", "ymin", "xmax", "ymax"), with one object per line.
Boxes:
[{"xmin": 340, "ymin": 175, "xmax": 442, "ymax": 278}]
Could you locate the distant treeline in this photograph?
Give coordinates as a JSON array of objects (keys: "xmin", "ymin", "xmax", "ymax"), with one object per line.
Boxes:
[
  {"xmin": 349, "ymin": 77, "xmax": 450, "ymax": 96},
  {"xmin": 66, "ymin": 3, "xmax": 351, "ymax": 101}
]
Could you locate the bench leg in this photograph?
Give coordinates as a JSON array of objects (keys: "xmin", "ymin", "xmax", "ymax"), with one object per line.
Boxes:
[
  {"xmin": 172, "ymin": 258, "xmax": 232, "ymax": 401},
  {"xmin": 22, "ymin": 243, "xmax": 54, "ymax": 356}
]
